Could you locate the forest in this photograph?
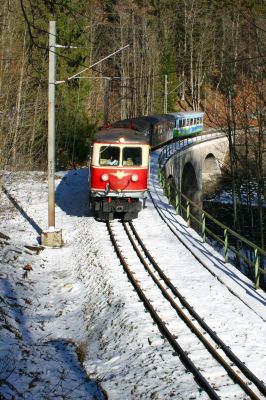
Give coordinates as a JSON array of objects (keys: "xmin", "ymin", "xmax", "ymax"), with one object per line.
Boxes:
[{"xmin": 0, "ymin": 0, "xmax": 265, "ymax": 247}]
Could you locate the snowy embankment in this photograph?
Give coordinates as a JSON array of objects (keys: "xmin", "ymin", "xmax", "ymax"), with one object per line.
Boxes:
[
  {"xmin": 0, "ymin": 158, "xmax": 266, "ymax": 399},
  {"xmin": 0, "ymin": 170, "xmax": 106, "ymax": 399}
]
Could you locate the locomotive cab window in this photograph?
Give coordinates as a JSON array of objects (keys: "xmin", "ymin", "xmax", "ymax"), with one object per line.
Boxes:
[
  {"xmin": 123, "ymin": 147, "xmax": 142, "ymax": 166},
  {"xmin": 99, "ymin": 146, "xmax": 120, "ymax": 165}
]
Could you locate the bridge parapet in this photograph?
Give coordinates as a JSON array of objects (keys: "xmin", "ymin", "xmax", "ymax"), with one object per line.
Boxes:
[
  {"xmin": 159, "ymin": 131, "xmax": 227, "ymax": 169},
  {"xmin": 159, "ymin": 132, "xmax": 229, "ymax": 209},
  {"xmin": 157, "ymin": 132, "xmax": 266, "ymax": 290}
]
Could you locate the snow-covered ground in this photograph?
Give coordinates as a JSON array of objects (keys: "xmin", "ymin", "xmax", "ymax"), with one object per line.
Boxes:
[{"xmin": 0, "ymin": 150, "xmax": 266, "ymax": 399}]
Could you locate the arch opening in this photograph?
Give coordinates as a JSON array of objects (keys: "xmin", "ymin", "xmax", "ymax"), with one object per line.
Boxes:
[
  {"xmin": 181, "ymin": 162, "xmax": 199, "ymax": 201},
  {"xmin": 167, "ymin": 175, "xmax": 176, "ymax": 207},
  {"xmin": 202, "ymin": 153, "xmax": 220, "ymax": 178},
  {"xmin": 202, "ymin": 153, "xmax": 222, "ymax": 194},
  {"xmin": 181, "ymin": 162, "xmax": 202, "ymax": 229}
]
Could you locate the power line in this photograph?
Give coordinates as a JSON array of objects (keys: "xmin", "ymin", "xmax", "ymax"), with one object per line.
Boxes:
[{"xmin": 38, "ymin": 43, "xmax": 266, "ymax": 84}]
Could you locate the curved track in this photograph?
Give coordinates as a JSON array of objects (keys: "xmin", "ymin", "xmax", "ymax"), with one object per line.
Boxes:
[{"xmin": 107, "ymin": 220, "xmax": 266, "ymax": 400}]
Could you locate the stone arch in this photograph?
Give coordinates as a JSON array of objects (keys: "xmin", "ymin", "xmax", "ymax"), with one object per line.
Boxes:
[
  {"xmin": 181, "ymin": 162, "xmax": 199, "ymax": 201},
  {"xmin": 181, "ymin": 162, "xmax": 201, "ymax": 227},
  {"xmin": 202, "ymin": 153, "xmax": 221, "ymax": 194},
  {"xmin": 202, "ymin": 153, "xmax": 220, "ymax": 179},
  {"xmin": 167, "ymin": 174, "xmax": 176, "ymax": 206}
]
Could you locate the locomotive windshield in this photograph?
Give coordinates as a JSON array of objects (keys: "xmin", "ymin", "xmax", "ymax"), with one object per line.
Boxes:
[
  {"xmin": 99, "ymin": 145, "xmax": 142, "ymax": 166},
  {"xmin": 99, "ymin": 146, "xmax": 120, "ymax": 165},
  {"xmin": 122, "ymin": 147, "xmax": 142, "ymax": 166}
]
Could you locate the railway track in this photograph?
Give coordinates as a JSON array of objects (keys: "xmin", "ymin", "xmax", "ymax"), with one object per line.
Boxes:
[{"xmin": 107, "ymin": 219, "xmax": 266, "ymax": 400}]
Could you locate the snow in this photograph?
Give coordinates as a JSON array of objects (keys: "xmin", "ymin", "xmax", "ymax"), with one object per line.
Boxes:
[{"xmin": 0, "ymin": 150, "xmax": 266, "ymax": 399}]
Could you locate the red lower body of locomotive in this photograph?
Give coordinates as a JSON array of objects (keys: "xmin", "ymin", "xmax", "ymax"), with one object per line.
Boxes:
[{"xmin": 90, "ymin": 166, "xmax": 148, "ymax": 220}]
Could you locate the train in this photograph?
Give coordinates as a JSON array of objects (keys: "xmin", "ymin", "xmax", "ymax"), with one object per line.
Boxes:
[{"xmin": 89, "ymin": 111, "xmax": 204, "ymax": 221}]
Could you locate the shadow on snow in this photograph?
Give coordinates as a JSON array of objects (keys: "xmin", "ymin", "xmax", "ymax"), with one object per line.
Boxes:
[{"xmin": 55, "ymin": 168, "xmax": 93, "ymax": 218}]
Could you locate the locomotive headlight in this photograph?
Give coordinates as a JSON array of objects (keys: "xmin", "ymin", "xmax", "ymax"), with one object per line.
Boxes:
[
  {"xmin": 101, "ymin": 173, "xmax": 109, "ymax": 182},
  {"xmin": 131, "ymin": 174, "xmax": 139, "ymax": 182}
]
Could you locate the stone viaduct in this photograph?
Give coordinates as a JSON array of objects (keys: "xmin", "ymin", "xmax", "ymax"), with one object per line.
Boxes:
[{"xmin": 162, "ymin": 135, "xmax": 229, "ymax": 208}]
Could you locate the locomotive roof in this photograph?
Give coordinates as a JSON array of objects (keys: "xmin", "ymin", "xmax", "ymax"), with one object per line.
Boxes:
[{"xmin": 94, "ymin": 127, "xmax": 150, "ymax": 144}]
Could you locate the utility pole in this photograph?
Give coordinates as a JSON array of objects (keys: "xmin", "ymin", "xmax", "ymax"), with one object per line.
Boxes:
[
  {"xmin": 41, "ymin": 22, "xmax": 129, "ymax": 247},
  {"xmin": 164, "ymin": 74, "xmax": 168, "ymax": 114},
  {"xmin": 104, "ymin": 77, "xmax": 110, "ymax": 127},
  {"xmin": 42, "ymin": 21, "xmax": 63, "ymax": 247},
  {"xmin": 48, "ymin": 20, "xmax": 56, "ymax": 228}
]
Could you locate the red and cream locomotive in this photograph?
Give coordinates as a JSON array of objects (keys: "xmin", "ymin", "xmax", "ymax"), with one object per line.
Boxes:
[
  {"xmin": 89, "ymin": 112, "xmax": 204, "ymax": 220},
  {"xmin": 89, "ymin": 127, "xmax": 150, "ymax": 220}
]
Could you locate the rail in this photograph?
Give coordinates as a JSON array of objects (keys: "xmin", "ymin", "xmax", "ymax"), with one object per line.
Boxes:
[
  {"xmin": 107, "ymin": 220, "xmax": 266, "ymax": 398},
  {"xmin": 157, "ymin": 132, "xmax": 266, "ymax": 290}
]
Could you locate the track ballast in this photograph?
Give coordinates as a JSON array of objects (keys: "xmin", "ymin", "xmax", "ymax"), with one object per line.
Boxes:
[{"xmin": 107, "ymin": 220, "xmax": 266, "ymax": 400}]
